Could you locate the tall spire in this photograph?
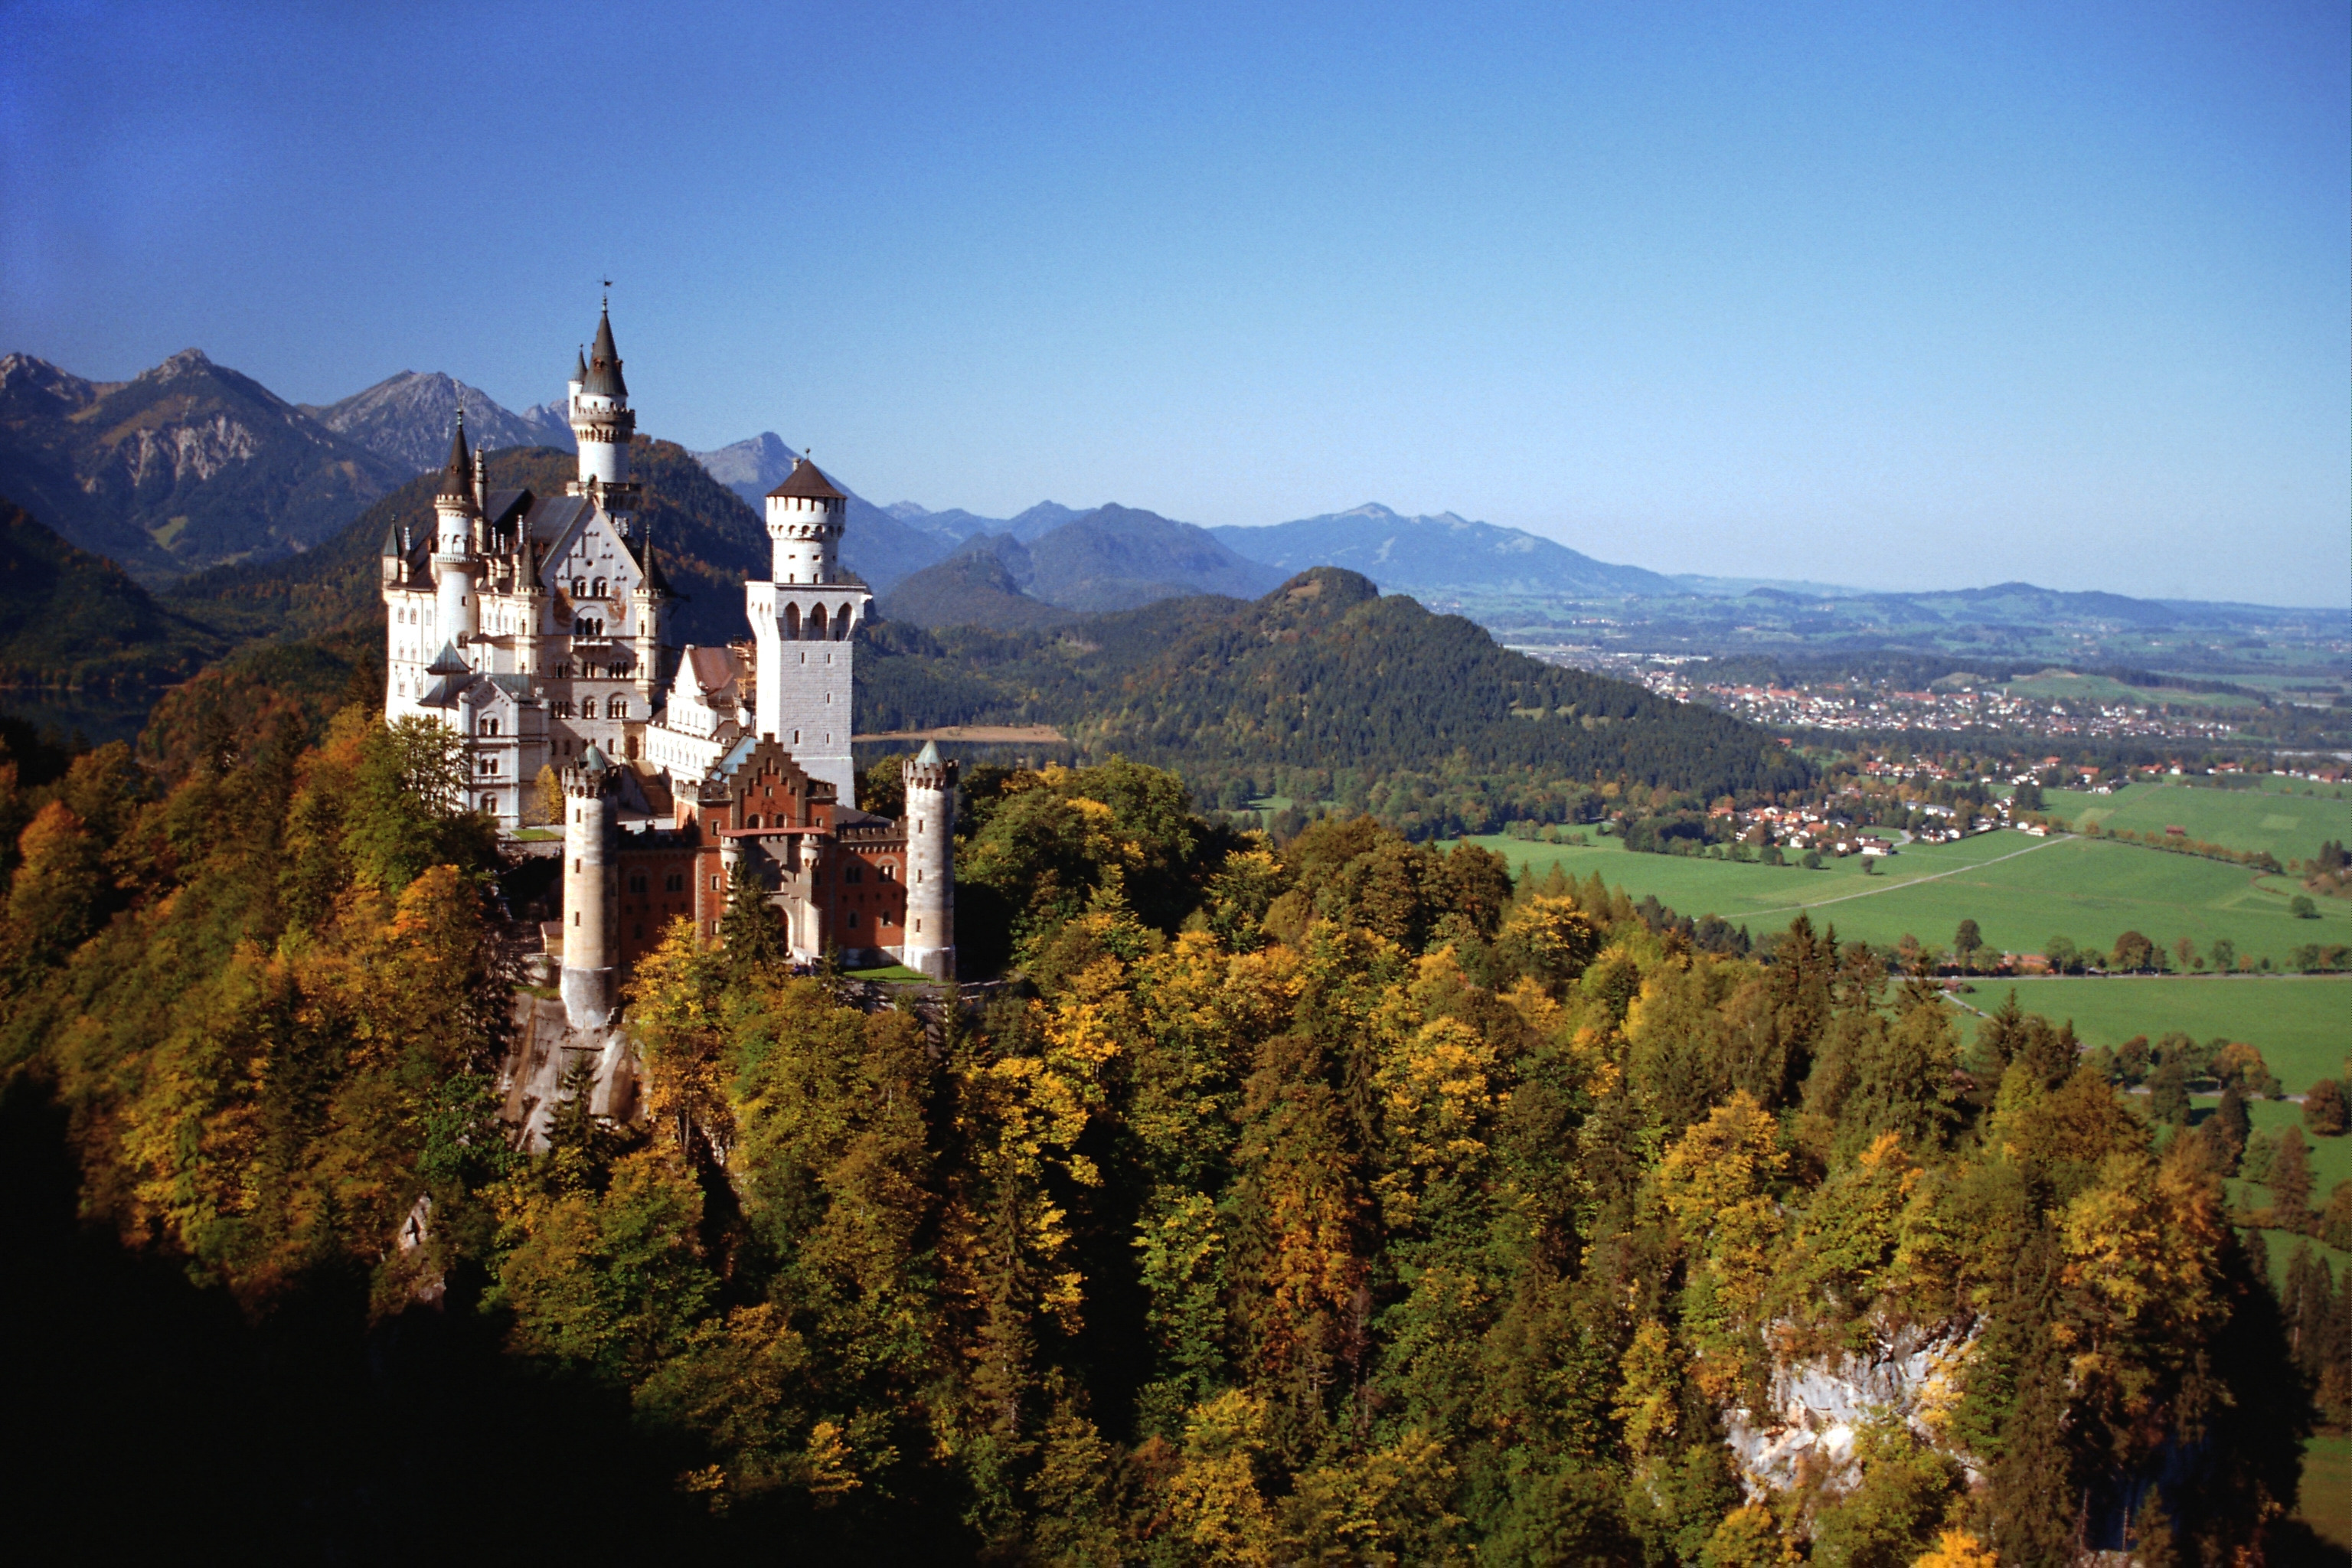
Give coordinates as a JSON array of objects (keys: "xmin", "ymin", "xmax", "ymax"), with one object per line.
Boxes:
[
  {"xmin": 573, "ymin": 344, "xmax": 587, "ymax": 381},
  {"xmin": 581, "ymin": 302, "xmax": 627, "ymax": 399},
  {"xmin": 437, "ymin": 407, "xmax": 475, "ymax": 505}
]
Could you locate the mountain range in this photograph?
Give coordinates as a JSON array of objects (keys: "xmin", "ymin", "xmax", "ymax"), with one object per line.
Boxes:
[
  {"xmin": 0, "ymin": 351, "xmax": 407, "ymax": 583},
  {"xmin": 1207, "ymin": 504, "xmax": 1681, "ymax": 598},
  {"xmin": 3, "ymin": 342, "xmax": 2336, "ymax": 691},
  {"xmin": 880, "ymin": 507, "xmax": 1288, "ymax": 629}
]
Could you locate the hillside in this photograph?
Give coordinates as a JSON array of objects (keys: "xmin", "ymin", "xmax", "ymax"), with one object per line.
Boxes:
[
  {"xmin": 0, "ymin": 349, "xmax": 406, "ymax": 582},
  {"xmin": 0, "ymin": 498, "xmax": 227, "ymax": 688},
  {"xmin": 1211, "ymin": 504, "xmax": 1680, "ymax": 596},
  {"xmin": 861, "ymin": 567, "xmax": 1811, "ymax": 825},
  {"xmin": 302, "ymin": 371, "xmax": 573, "ymax": 472},
  {"xmin": 877, "ymin": 544, "xmax": 1081, "ymax": 632}
]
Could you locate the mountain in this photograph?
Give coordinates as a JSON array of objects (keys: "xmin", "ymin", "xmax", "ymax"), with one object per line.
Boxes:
[
  {"xmin": 1210, "ymin": 505, "xmax": 1681, "ymax": 598},
  {"xmin": 878, "ymin": 505, "xmax": 1287, "ymax": 624},
  {"xmin": 885, "ymin": 499, "xmax": 1086, "ymax": 542},
  {"xmin": 0, "ymin": 350, "xmax": 407, "ymax": 583},
  {"xmin": 301, "ymin": 372, "xmax": 573, "ymax": 473},
  {"xmin": 877, "ymin": 544, "xmax": 1080, "ymax": 634},
  {"xmin": 1019, "ymin": 505, "xmax": 1286, "ymax": 611},
  {"xmin": 0, "ymin": 497, "xmax": 227, "ymax": 688},
  {"xmin": 687, "ymin": 432, "xmax": 952, "ymax": 593}
]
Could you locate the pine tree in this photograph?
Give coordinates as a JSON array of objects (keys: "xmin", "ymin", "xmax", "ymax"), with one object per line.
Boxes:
[
  {"xmin": 2212, "ymin": 1084, "xmax": 2251, "ymax": 1169},
  {"xmin": 719, "ymin": 860, "xmax": 787, "ymax": 986},
  {"xmin": 2272, "ymin": 1126, "xmax": 2314, "ymax": 1223}
]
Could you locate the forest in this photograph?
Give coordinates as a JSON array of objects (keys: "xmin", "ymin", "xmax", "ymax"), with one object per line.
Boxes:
[{"xmin": 2, "ymin": 661, "xmax": 2345, "ymax": 1564}]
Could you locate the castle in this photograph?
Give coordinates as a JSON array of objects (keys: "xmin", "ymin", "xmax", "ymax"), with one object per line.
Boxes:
[{"xmin": 381, "ymin": 305, "xmax": 956, "ymax": 1027}]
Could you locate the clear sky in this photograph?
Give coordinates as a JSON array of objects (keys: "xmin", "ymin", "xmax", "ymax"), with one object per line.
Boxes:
[{"xmin": 3, "ymin": 1, "xmax": 2346, "ymax": 606}]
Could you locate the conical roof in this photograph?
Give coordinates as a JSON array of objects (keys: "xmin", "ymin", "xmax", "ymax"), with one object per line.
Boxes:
[
  {"xmin": 916, "ymin": 740, "xmax": 942, "ymax": 764},
  {"xmin": 572, "ymin": 345, "xmax": 587, "ymax": 381},
  {"xmin": 766, "ymin": 457, "xmax": 844, "ymax": 501},
  {"xmin": 581, "ymin": 305, "xmax": 627, "ymax": 398},
  {"xmin": 426, "ymin": 641, "xmax": 470, "ymax": 675},
  {"xmin": 436, "ymin": 411, "xmax": 475, "ymax": 504},
  {"xmin": 580, "ymin": 742, "xmax": 611, "ymax": 774}
]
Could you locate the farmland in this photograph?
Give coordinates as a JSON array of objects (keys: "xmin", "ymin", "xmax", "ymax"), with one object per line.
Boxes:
[
  {"xmin": 1456, "ymin": 828, "xmax": 2352, "ymax": 968},
  {"xmin": 2039, "ymin": 780, "xmax": 2352, "ymax": 862},
  {"xmin": 1949, "ymin": 975, "xmax": 2350, "ymax": 1093}
]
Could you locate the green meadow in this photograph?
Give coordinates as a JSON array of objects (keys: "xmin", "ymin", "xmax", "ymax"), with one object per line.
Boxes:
[
  {"xmin": 1951, "ymin": 975, "xmax": 2350, "ymax": 1093},
  {"xmin": 2041, "ymin": 781, "xmax": 2352, "ymax": 862},
  {"xmin": 1462, "ymin": 828, "xmax": 2352, "ymax": 970}
]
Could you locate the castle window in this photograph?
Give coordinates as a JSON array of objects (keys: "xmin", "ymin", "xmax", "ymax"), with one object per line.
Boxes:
[
  {"xmin": 881, "ymin": 864, "xmax": 894, "ymax": 880},
  {"xmin": 612, "ymin": 699, "xmax": 627, "ymax": 719},
  {"xmin": 665, "ymin": 873, "xmax": 683, "ymax": 893},
  {"xmin": 847, "ymin": 911, "xmax": 858, "ymax": 928},
  {"xmin": 747, "ymin": 815, "xmax": 761, "ymax": 828},
  {"xmin": 573, "ymin": 578, "xmax": 586, "ymax": 596},
  {"xmin": 583, "ymin": 698, "xmax": 599, "ymax": 719},
  {"xmin": 593, "ymin": 578, "xmax": 606, "ymax": 598}
]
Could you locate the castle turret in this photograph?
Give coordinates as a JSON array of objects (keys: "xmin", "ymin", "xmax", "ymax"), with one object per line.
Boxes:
[
  {"xmin": 899, "ymin": 741, "xmax": 957, "ymax": 981},
  {"xmin": 433, "ymin": 413, "xmax": 480, "ymax": 652},
  {"xmin": 560, "ymin": 744, "xmax": 619, "ymax": 1028},
  {"xmin": 570, "ymin": 302, "xmax": 639, "ymax": 515},
  {"xmin": 746, "ymin": 458, "xmax": 872, "ymax": 803}
]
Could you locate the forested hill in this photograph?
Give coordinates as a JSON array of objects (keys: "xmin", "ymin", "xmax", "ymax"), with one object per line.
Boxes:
[
  {"xmin": 0, "ymin": 499, "xmax": 227, "ymax": 689},
  {"xmin": 861, "ymin": 567, "xmax": 1811, "ymax": 828}
]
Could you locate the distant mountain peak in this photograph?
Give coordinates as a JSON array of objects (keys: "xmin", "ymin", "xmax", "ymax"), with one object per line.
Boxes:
[
  {"xmin": 305, "ymin": 371, "xmax": 570, "ymax": 474},
  {"xmin": 152, "ymin": 348, "xmax": 216, "ymax": 380}
]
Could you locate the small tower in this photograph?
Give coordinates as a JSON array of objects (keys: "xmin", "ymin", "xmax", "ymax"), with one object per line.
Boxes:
[
  {"xmin": 433, "ymin": 413, "xmax": 481, "ymax": 652},
  {"xmin": 560, "ymin": 743, "xmax": 620, "ymax": 1029},
  {"xmin": 746, "ymin": 457, "xmax": 872, "ymax": 803},
  {"xmin": 569, "ymin": 302, "xmax": 640, "ymax": 521},
  {"xmin": 900, "ymin": 740, "xmax": 957, "ymax": 981}
]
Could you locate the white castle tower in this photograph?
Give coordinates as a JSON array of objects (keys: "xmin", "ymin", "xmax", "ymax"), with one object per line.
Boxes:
[
  {"xmin": 746, "ymin": 457, "xmax": 871, "ymax": 803},
  {"xmin": 900, "ymin": 741, "xmax": 957, "ymax": 980},
  {"xmin": 570, "ymin": 302, "xmax": 641, "ymax": 523},
  {"xmin": 560, "ymin": 744, "xmax": 619, "ymax": 1029},
  {"xmin": 432, "ymin": 413, "xmax": 480, "ymax": 649}
]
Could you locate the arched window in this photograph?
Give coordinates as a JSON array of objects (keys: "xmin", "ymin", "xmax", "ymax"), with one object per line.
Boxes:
[
  {"xmin": 746, "ymin": 814, "xmax": 761, "ymax": 828},
  {"xmin": 583, "ymin": 697, "xmax": 599, "ymax": 720},
  {"xmin": 835, "ymin": 602, "xmax": 852, "ymax": 639},
  {"xmin": 573, "ymin": 577, "xmax": 586, "ymax": 597},
  {"xmin": 611, "ymin": 698, "xmax": 627, "ymax": 720},
  {"xmin": 593, "ymin": 577, "xmax": 606, "ymax": 598},
  {"xmin": 784, "ymin": 603, "xmax": 800, "ymax": 638},
  {"xmin": 807, "ymin": 603, "xmax": 827, "ymax": 640}
]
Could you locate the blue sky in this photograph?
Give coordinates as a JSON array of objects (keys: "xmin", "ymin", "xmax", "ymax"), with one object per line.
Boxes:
[{"xmin": 3, "ymin": 1, "xmax": 2345, "ymax": 605}]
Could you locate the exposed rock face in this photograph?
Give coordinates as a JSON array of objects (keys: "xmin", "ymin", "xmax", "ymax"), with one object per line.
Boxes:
[
  {"xmin": 305, "ymin": 370, "xmax": 571, "ymax": 473},
  {"xmin": 1721, "ymin": 1322, "xmax": 1979, "ymax": 1496},
  {"xmin": 0, "ymin": 348, "xmax": 405, "ymax": 583}
]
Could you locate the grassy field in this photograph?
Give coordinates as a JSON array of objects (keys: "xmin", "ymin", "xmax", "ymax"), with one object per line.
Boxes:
[
  {"xmin": 2298, "ymin": 1434, "xmax": 2352, "ymax": 1552},
  {"xmin": 1950, "ymin": 976, "xmax": 2350, "ymax": 1093},
  {"xmin": 2042, "ymin": 782, "xmax": 2352, "ymax": 863},
  {"xmin": 2000, "ymin": 672, "xmax": 2246, "ymax": 709},
  {"xmin": 1460, "ymin": 829, "xmax": 2352, "ymax": 969}
]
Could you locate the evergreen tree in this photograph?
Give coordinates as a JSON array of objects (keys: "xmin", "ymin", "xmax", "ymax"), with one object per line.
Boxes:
[
  {"xmin": 718, "ymin": 859, "xmax": 787, "ymax": 985},
  {"xmin": 2271, "ymin": 1126, "xmax": 2314, "ymax": 1223}
]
